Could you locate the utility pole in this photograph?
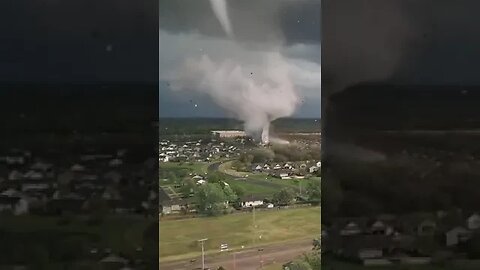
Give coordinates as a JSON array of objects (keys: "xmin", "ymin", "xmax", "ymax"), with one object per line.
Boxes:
[
  {"xmin": 253, "ymin": 205, "xmax": 257, "ymax": 245},
  {"xmin": 258, "ymin": 248, "xmax": 264, "ymax": 269},
  {"xmin": 233, "ymin": 252, "xmax": 236, "ymax": 270},
  {"xmin": 198, "ymin": 238, "xmax": 208, "ymax": 269}
]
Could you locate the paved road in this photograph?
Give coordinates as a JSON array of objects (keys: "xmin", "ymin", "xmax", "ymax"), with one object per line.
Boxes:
[{"xmin": 160, "ymin": 238, "xmax": 313, "ymax": 270}]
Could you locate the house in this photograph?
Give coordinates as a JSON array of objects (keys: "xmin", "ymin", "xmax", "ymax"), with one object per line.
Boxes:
[
  {"xmin": 192, "ymin": 175, "xmax": 204, "ymax": 181},
  {"xmin": 23, "ymin": 170, "xmax": 43, "ymax": 180},
  {"xmin": 309, "ymin": 166, "xmax": 318, "ymax": 173},
  {"xmin": 8, "ymin": 170, "xmax": 23, "ymax": 181},
  {"xmin": 196, "ymin": 179, "xmax": 206, "ymax": 185},
  {"xmin": 161, "ymin": 198, "xmax": 192, "ymax": 214},
  {"xmin": 70, "ymin": 164, "xmax": 85, "ymax": 172},
  {"xmin": 467, "ymin": 213, "xmax": 480, "ymax": 230},
  {"xmin": 338, "ymin": 235, "xmax": 392, "ymax": 260},
  {"xmin": 20, "ymin": 180, "xmax": 50, "ymax": 192},
  {"xmin": 417, "ymin": 219, "xmax": 437, "ymax": 236},
  {"xmin": 341, "ymin": 222, "xmax": 363, "ymax": 236},
  {"xmin": 99, "ymin": 254, "xmax": 128, "ymax": 268},
  {"xmin": 271, "ymin": 171, "xmax": 291, "ymax": 179},
  {"xmin": 254, "ymin": 165, "xmax": 263, "ymax": 171},
  {"xmin": 445, "ymin": 226, "xmax": 471, "ymax": 247},
  {"xmin": 241, "ymin": 195, "xmax": 264, "ymax": 208},
  {"xmin": 0, "ymin": 196, "xmax": 29, "ymax": 215},
  {"xmin": 273, "ymin": 164, "xmax": 281, "ymax": 170}
]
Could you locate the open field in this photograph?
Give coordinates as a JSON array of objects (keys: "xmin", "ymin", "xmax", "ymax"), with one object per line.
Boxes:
[
  {"xmin": 159, "ymin": 207, "xmax": 320, "ymax": 261},
  {"xmin": 0, "ymin": 215, "xmax": 152, "ymax": 257},
  {"xmin": 217, "ymin": 160, "xmax": 316, "ymax": 196}
]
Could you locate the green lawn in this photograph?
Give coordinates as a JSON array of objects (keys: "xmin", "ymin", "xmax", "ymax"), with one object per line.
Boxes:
[{"xmin": 160, "ymin": 207, "xmax": 320, "ymax": 260}]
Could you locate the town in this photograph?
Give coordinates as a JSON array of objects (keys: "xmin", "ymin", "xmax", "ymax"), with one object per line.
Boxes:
[
  {"xmin": 159, "ymin": 124, "xmax": 321, "ymax": 270},
  {"xmin": 0, "ymin": 142, "xmax": 158, "ymax": 269}
]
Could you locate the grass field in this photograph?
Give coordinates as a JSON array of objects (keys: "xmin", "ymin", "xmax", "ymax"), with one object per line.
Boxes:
[
  {"xmin": 0, "ymin": 215, "xmax": 151, "ymax": 256},
  {"xmin": 264, "ymin": 262, "xmax": 284, "ymax": 270},
  {"xmin": 160, "ymin": 207, "xmax": 320, "ymax": 261}
]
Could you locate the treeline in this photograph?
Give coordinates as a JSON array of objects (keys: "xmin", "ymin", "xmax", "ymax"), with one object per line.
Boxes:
[
  {"xmin": 233, "ymin": 144, "xmax": 321, "ymax": 171},
  {"xmin": 0, "ymin": 83, "xmax": 157, "ymax": 133},
  {"xmin": 159, "ymin": 118, "xmax": 321, "ymax": 135}
]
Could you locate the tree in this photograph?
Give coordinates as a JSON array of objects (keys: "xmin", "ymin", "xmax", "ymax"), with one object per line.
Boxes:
[
  {"xmin": 231, "ymin": 185, "xmax": 246, "ymax": 198},
  {"xmin": 312, "ymin": 237, "xmax": 321, "ymax": 251},
  {"xmin": 86, "ymin": 196, "xmax": 109, "ymax": 225},
  {"xmin": 306, "ymin": 179, "xmax": 321, "ymax": 203},
  {"xmin": 223, "ymin": 185, "xmax": 238, "ymax": 203},
  {"xmin": 180, "ymin": 179, "xmax": 195, "ymax": 197},
  {"xmin": 195, "ymin": 183, "xmax": 227, "ymax": 216},
  {"xmin": 272, "ymin": 188, "xmax": 295, "ymax": 206},
  {"xmin": 207, "ymin": 172, "xmax": 223, "ymax": 184},
  {"xmin": 286, "ymin": 260, "xmax": 312, "ymax": 270},
  {"xmin": 322, "ymin": 175, "xmax": 343, "ymax": 220}
]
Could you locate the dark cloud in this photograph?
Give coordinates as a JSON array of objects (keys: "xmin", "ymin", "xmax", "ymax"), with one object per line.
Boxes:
[
  {"xmin": 159, "ymin": 0, "xmax": 320, "ymax": 45},
  {"xmin": 0, "ymin": 0, "xmax": 157, "ymax": 82},
  {"xmin": 323, "ymin": 0, "xmax": 480, "ymax": 96}
]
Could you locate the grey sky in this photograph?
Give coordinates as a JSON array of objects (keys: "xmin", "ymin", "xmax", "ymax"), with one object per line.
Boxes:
[{"xmin": 159, "ymin": 0, "xmax": 321, "ymax": 118}]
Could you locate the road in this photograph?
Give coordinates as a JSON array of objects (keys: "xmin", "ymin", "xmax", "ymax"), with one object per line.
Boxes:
[{"xmin": 160, "ymin": 238, "xmax": 313, "ymax": 270}]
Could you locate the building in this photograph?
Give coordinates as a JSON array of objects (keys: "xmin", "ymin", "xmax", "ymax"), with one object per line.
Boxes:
[
  {"xmin": 241, "ymin": 195, "xmax": 264, "ymax": 208},
  {"xmin": 211, "ymin": 130, "xmax": 246, "ymax": 139}
]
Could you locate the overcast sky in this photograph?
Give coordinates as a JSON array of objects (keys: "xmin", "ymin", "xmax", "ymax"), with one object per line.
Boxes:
[
  {"xmin": 159, "ymin": 0, "xmax": 321, "ymax": 118},
  {"xmin": 0, "ymin": 0, "xmax": 157, "ymax": 83}
]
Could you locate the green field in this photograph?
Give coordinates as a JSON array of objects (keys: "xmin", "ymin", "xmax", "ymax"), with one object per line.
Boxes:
[
  {"xmin": 160, "ymin": 207, "xmax": 320, "ymax": 260},
  {"xmin": 0, "ymin": 215, "xmax": 152, "ymax": 256},
  {"xmin": 218, "ymin": 160, "xmax": 316, "ymax": 197}
]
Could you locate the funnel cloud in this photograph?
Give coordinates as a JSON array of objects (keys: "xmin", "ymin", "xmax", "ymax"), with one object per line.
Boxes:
[
  {"xmin": 172, "ymin": 52, "xmax": 299, "ymax": 139},
  {"xmin": 209, "ymin": 0, "xmax": 234, "ymax": 38}
]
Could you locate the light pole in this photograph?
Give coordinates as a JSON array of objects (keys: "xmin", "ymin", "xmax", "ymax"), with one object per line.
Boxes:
[
  {"xmin": 258, "ymin": 248, "xmax": 264, "ymax": 269},
  {"xmin": 233, "ymin": 251, "xmax": 236, "ymax": 270},
  {"xmin": 198, "ymin": 238, "xmax": 208, "ymax": 269}
]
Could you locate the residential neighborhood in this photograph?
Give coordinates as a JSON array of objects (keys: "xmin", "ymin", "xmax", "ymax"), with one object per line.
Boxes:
[
  {"xmin": 0, "ymin": 148, "xmax": 158, "ymax": 218},
  {"xmin": 324, "ymin": 211, "xmax": 480, "ymax": 267}
]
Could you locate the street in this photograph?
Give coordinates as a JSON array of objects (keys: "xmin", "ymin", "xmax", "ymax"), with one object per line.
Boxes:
[{"xmin": 160, "ymin": 238, "xmax": 313, "ymax": 270}]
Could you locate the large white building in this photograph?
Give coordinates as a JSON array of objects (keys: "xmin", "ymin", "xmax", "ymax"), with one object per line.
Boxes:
[{"xmin": 211, "ymin": 130, "xmax": 246, "ymax": 138}]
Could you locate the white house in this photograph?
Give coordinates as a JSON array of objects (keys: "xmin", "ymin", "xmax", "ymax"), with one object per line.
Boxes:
[
  {"xmin": 0, "ymin": 196, "xmax": 29, "ymax": 215},
  {"xmin": 273, "ymin": 164, "xmax": 281, "ymax": 170},
  {"xmin": 21, "ymin": 181, "xmax": 49, "ymax": 192},
  {"xmin": 309, "ymin": 166, "xmax": 318, "ymax": 173},
  {"xmin": 70, "ymin": 164, "xmax": 85, "ymax": 172},
  {"xmin": 241, "ymin": 196, "xmax": 264, "ymax": 208},
  {"xmin": 340, "ymin": 222, "xmax": 362, "ymax": 236},
  {"xmin": 467, "ymin": 213, "xmax": 480, "ymax": 230},
  {"xmin": 8, "ymin": 170, "xmax": 23, "ymax": 181},
  {"xmin": 23, "ymin": 170, "xmax": 43, "ymax": 180},
  {"xmin": 445, "ymin": 226, "xmax": 471, "ymax": 247},
  {"xmin": 109, "ymin": 158, "xmax": 123, "ymax": 167}
]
